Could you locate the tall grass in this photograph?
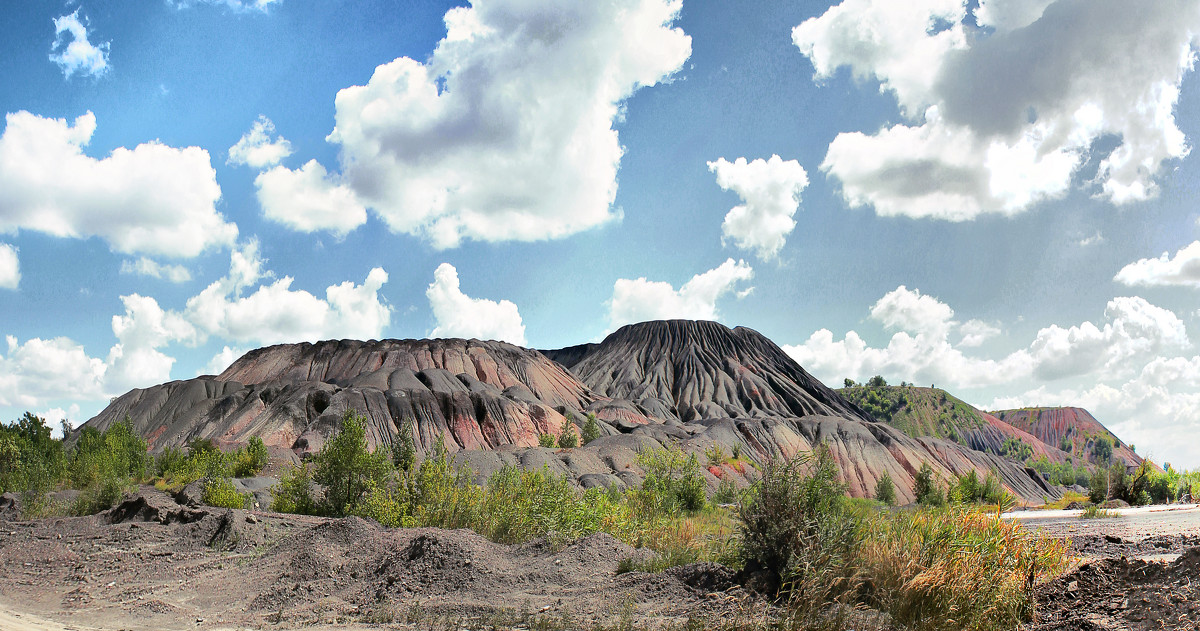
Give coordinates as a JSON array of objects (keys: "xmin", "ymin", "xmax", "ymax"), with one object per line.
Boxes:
[{"xmin": 859, "ymin": 507, "xmax": 1070, "ymax": 631}]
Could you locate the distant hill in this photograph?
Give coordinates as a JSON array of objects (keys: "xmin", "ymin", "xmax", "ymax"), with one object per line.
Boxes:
[
  {"xmin": 991, "ymin": 407, "xmax": 1141, "ymax": 467},
  {"xmin": 838, "ymin": 385, "xmax": 1072, "ymax": 465},
  {"xmin": 80, "ymin": 320, "xmax": 1060, "ymax": 504}
]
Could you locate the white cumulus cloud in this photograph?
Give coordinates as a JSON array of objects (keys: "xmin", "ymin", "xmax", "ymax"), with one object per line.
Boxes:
[
  {"xmin": 49, "ymin": 10, "xmax": 110, "ymax": 79},
  {"xmin": 794, "ymin": 0, "xmax": 1200, "ymax": 219},
  {"xmin": 228, "ymin": 116, "xmax": 293, "ymax": 169},
  {"xmin": 708, "ymin": 155, "xmax": 809, "ymax": 260},
  {"xmin": 0, "ymin": 243, "xmax": 18, "ymax": 290},
  {"xmin": 184, "ymin": 242, "xmax": 391, "ymax": 346},
  {"xmin": 608, "ymin": 258, "xmax": 754, "ymax": 330},
  {"xmin": 1115, "ymin": 241, "xmax": 1200, "ymax": 289},
  {"xmin": 426, "ymin": 263, "xmax": 526, "ymax": 346},
  {"xmin": 784, "ymin": 288, "xmax": 1190, "ymax": 392},
  {"xmin": 0, "ymin": 111, "xmax": 236, "ymax": 258},
  {"xmin": 255, "ymin": 160, "xmax": 367, "ymax": 235},
  {"xmin": 281, "ymin": 0, "xmax": 692, "ymax": 248},
  {"xmin": 0, "ymin": 336, "xmax": 108, "ymax": 409}
]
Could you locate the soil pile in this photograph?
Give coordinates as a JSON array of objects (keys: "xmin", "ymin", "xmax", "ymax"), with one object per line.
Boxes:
[{"xmin": 1033, "ymin": 547, "xmax": 1200, "ymax": 630}]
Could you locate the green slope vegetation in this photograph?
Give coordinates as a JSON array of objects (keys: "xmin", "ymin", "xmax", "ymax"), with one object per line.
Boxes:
[{"xmin": 838, "ymin": 384, "xmax": 986, "ymax": 444}]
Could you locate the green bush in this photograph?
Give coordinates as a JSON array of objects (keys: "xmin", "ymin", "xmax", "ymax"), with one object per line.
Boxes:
[
  {"xmin": 231, "ymin": 436, "xmax": 269, "ymax": 477},
  {"xmin": 349, "ymin": 480, "xmax": 407, "ymax": 527},
  {"xmin": 556, "ymin": 416, "xmax": 579, "ymax": 449},
  {"xmin": 538, "ymin": 433, "xmax": 556, "ymax": 448},
  {"xmin": 581, "ymin": 413, "xmax": 601, "ymax": 445},
  {"xmin": 271, "ymin": 461, "xmax": 318, "ymax": 515},
  {"xmin": 392, "ymin": 420, "xmax": 417, "ymax": 472},
  {"xmin": 738, "ymin": 443, "xmax": 862, "ymax": 605},
  {"xmin": 875, "ymin": 472, "xmax": 896, "ymax": 506},
  {"xmin": 203, "ymin": 476, "xmax": 248, "ymax": 509},
  {"xmin": 313, "ymin": 410, "xmax": 393, "ymax": 516},
  {"xmin": 915, "ymin": 462, "xmax": 945, "ymax": 507},
  {"xmin": 636, "ymin": 447, "xmax": 705, "ymax": 514}
]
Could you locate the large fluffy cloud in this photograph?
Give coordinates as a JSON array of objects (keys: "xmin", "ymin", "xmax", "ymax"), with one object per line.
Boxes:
[
  {"xmin": 184, "ymin": 242, "xmax": 391, "ymax": 346},
  {"xmin": 0, "ymin": 111, "xmax": 236, "ymax": 258},
  {"xmin": 0, "ymin": 336, "xmax": 108, "ymax": 409},
  {"xmin": 49, "ymin": 10, "xmax": 110, "ymax": 79},
  {"xmin": 793, "ymin": 0, "xmax": 1200, "ymax": 219},
  {"xmin": 785, "ymin": 287, "xmax": 1187, "ymax": 390},
  {"xmin": 2, "ymin": 242, "xmax": 393, "ymax": 410},
  {"xmin": 0, "ymin": 243, "xmax": 18, "ymax": 290},
  {"xmin": 1115, "ymin": 241, "xmax": 1200, "ymax": 289},
  {"xmin": 708, "ymin": 155, "xmax": 809, "ymax": 260},
  {"xmin": 608, "ymin": 258, "xmax": 753, "ymax": 330},
  {"xmin": 426, "ymin": 263, "xmax": 526, "ymax": 346},
  {"xmin": 262, "ymin": 0, "xmax": 691, "ymax": 248}
]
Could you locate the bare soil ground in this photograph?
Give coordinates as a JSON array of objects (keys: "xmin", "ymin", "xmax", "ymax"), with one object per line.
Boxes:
[
  {"xmin": 3, "ymin": 492, "xmax": 1199, "ymax": 631},
  {"xmin": 1013, "ymin": 505, "xmax": 1200, "ymax": 630},
  {"xmin": 0, "ymin": 488, "xmax": 757, "ymax": 630}
]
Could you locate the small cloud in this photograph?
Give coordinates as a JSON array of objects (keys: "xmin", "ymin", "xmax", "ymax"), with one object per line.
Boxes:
[
  {"xmin": 607, "ymin": 259, "xmax": 754, "ymax": 331},
  {"xmin": 167, "ymin": 0, "xmax": 282, "ymax": 13},
  {"xmin": 1114, "ymin": 241, "xmax": 1200, "ymax": 289},
  {"xmin": 49, "ymin": 10, "xmax": 110, "ymax": 79},
  {"xmin": 228, "ymin": 116, "xmax": 293, "ymax": 169},
  {"xmin": 120, "ymin": 258, "xmax": 192, "ymax": 283},
  {"xmin": 1078, "ymin": 231, "xmax": 1105, "ymax": 247},
  {"xmin": 0, "ymin": 243, "xmax": 19, "ymax": 290}
]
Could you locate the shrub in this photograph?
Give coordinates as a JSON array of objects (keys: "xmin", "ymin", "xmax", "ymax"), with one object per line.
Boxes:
[
  {"xmin": 731, "ymin": 442, "xmax": 743, "ymax": 460},
  {"xmin": 313, "ymin": 410, "xmax": 393, "ymax": 516},
  {"xmin": 581, "ymin": 413, "xmax": 601, "ymax": 445},
  {"xmin": 537, "ymin": 433, "xmax": 556, "ymax": 448},
  {"xmin": 231, "ymin": 436, "xmax": 269, "ymax": 477},
  {"xmin": 556, "ymin": 416, "xmax": 579, "ymax": 449},
  {"xmin": 203, "ymin": 476, "xmax": 248, "ymax": 509},
  {"xmin": 271, "ymin": 461, "xmax": 318, "ymax": 515},
  {"xmin": 738, "ymin": 443, "xmax": 862, "ymax": 608},
  {"xmin": 155, "ymin": 446, "xmax": 187, "ymax": 478},
  {"xmin": 1091, "ymin": 436, "xmax": 1113, "ymax": 462},
  {"xmin": 636, "ymin": 447, "xmax": 705, "ymax": 514},
  {"xmin": 875, "ymin": 472, "xmax": 896, "ymax": 506},
  {"xmin": 867, "ymin": 375, "xmax": 888, "ymax": 387},
  {"xmin": 914, "ymin": 462, "xmax": 945, "ymax": 507},
  {"xmin": 1082, "ymin": 504, "xmax": 1119, "ymax": 519},
  {"xmin": 392, "ymin": 420, "xmax": 417, "ymax": 472},
  {"xmin": 349, "ymin": 481, "xmax": 407, "ymax": 527},
  {"xmin": 704, "ymin": 443, "xmax": 727, "ymax": 468}
]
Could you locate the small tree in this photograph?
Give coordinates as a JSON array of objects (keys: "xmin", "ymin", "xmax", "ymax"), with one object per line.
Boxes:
[
  {"xmin": 557, "ymin": 415, "xmax": 579, "ymax": 449},
  {"xmin": 875, "ymin": 472, "xmax": 896, "ymax": 506},
  {"xmin": 867, "ymin": 375, "xmax": 888, "ymax": 388},
  {"xmin": 313, "ymin": 410, "xmax": 393, "ymax": 516},
  {"xmin": 843, "ymin": 378, "xmax": 856, "ymax": 388},
  {"xmin": 392, "ymin": 420, "xmax": 417, "ymax": 472},
  {"xmin": 914, "ymin": 462, "xmax": 944, "ymax": 507},
  {"xmin": 538, "ymin": 433, "xmax": 556, "ymax": 448},
  {"xmin": 581, "ymin": 413, "xmax": 601, "ymax": 445}
]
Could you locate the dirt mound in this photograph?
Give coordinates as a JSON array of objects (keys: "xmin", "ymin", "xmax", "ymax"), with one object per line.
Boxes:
[{"xmin": 1033, "ymin": 547, "xmax": 1200, "ymax": 630}]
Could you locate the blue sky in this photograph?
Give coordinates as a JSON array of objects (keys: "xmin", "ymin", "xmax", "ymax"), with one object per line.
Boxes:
[{"xmin": 3, "ymin": 0, "xmax": 1200, "ymax": 468}]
